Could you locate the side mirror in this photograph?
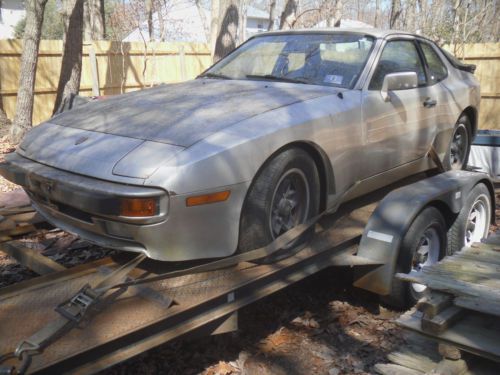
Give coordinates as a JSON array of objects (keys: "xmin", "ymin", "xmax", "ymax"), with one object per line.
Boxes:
[{"xmin": 381, "ymin": 72, "xmax": 418, "ymax": 102}]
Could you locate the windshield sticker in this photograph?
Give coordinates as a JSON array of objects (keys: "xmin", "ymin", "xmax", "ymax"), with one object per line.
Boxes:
[{"xmin": 324, "ymin": 75, "xmax": 343, "ymax": 85}]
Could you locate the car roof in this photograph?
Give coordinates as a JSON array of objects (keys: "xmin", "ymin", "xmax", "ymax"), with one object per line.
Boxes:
[{"xmin": 254, "ymin": 27, "xmax": 422, "ymax": 40}]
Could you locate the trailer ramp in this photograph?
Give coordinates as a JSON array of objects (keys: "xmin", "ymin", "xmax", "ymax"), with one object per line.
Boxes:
[{"xmin": 0, "ymin": 203, "xmax": 381, "ymax": 374}]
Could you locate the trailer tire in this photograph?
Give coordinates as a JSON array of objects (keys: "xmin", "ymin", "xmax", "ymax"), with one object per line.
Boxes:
[
  {"xmin": 382, "ymin": 206, "xmax": 447, "ymax": 309},
  {"xmin": 238, "ymin": 148, "xmax": 320, "ymax": 263},
  {"xmin": 447, "ymin": 183, "xmax": 491, "ymax": 255}
]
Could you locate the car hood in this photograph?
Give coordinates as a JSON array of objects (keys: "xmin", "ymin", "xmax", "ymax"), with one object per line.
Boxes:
[{"xmin": 49, "ymin": 79, "xmax": 335, "ymax": 147}]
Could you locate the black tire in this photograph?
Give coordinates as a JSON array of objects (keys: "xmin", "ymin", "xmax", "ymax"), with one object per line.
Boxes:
[
  {"xmin": 447, "ymin": 183, "xmax": 491, "ymax": 255},
  {"xmin": 382, "ymin": 207, "xmax": 447, "ymax": 309},
  {"xmin": 444, "ymin": 115, "xmax": 472, "ymax": 170},
  {"xmin": 238, "ymin": 148, "xmax": 320, "ymax": 263}
]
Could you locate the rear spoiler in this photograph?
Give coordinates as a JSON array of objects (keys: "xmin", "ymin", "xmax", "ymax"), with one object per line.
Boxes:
[{"xmin": 440, "ymin": 47, "xmax": 476, "ymax": 74}]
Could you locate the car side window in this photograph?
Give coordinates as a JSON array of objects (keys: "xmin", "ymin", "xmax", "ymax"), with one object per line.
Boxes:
[
  {"xmin": 369, "ymin": 40, "xmax": 427, "ymax": 90},
  {"xmin": 419, "ymin": 42, "xmax": 448, "ymax": 84}
]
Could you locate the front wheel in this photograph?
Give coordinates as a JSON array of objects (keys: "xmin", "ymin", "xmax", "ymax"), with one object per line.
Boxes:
[
  {"xmin": 382, "ymin": 206, "xmax": 447, "ymax": 309},
  {"xmin": 238, "ymin": 148, "xmax": 320, "ymax": 263}
]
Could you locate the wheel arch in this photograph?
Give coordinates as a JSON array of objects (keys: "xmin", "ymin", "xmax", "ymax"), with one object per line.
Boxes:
[
  {"xmin": 462, "ymin": 106, "xmax": 478, "ymax": 138},
  {"xmin": 353, "ymin": 171, "xmax": 494, "ymax": 296},
  {"xmin": 242, "ymin": 141, "xmax": 335, "ymax": 214}
]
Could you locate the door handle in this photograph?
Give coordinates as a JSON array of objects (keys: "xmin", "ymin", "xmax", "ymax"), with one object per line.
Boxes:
[{"xmin": 423, "ymin": 98, "xmax": 437, "ymax": 108}]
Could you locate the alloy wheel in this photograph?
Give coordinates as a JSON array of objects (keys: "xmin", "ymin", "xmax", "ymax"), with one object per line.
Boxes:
[
  {"xmin": 269, "ymin": 168, "xmax": 310, "ymax": 239},
  {"xmin": 449, "ymin": 123, "xmax": 469, "ymax": 169},
  {"xmin": 411, "ymin": 226, "xmax": 441, "ymax": 293},
  {"xmin": 465, "ymin": 194, "xmax": 490, "ymax": 247}
]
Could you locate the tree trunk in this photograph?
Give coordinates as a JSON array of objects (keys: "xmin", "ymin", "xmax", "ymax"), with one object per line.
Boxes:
[
  {"xmin": 390, "ymin": 0, "xmax": 401, "ymax": 28},
  {"xmin": 268, "ymin": 0, "xmax": 276, "ymax": 30},
  {"xmin": 213, "ymin": 0, "xmax": 241, "ymax": 62},
  {"xmin": 279, "ymin": 0, "xmax": 297, "ymax": 30},
  {"xmin": 84, "ymin": 0, "xmax": 105, "ymax": 40},
  {"xmin": 145, "ymin": 0, "xmax": 154, "ymax": 40},
  {"xmin": 333, "ymin": 0, "xmax": 343, "ymax": 27},
  {"xmin": 195, "ymin": 0, "xmax": 211, "ymax": 42},
  {"xmin": 451, "ymin": 0, "xmax": 462, "ymax": 52},
  {"xmin": 374, "ymin": 0, "xmax": 381, "ymax": 28},
  {"xmin": 9, "ymin": 0, "xmax": 48, "ymax": 144},
  {"xmin": 406, "ymin": 0, "xmax": 417, "ymax": 32},
  {"xmin": 210, "ymin": 0, "xmax": 220, "ymax": 59},
  {"xmin": 53, "ymin": 0, "xmax": 84, "ymax": 115}
]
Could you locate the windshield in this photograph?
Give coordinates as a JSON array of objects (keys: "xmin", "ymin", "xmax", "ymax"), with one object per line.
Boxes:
[{"xmin": 202, "ymin": 33, "xmax": 375, "ymax": 88}]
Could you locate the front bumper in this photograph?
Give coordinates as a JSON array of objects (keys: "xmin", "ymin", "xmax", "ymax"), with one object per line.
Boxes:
[{"xmin": 0, "ymin": 153, "xmax": 249, "ymax": 261}]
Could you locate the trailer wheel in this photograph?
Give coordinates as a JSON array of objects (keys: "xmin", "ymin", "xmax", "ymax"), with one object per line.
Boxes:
[
  {"xmin": 238, "ymin": 148, "xmax": 320, "ymax": 263},
  {"xmin": 382, "ymin": 206, "xmax": 447, "ymax": 309},
  {"xmin": 447, "ymin": 183, "xmax": 491, "ymax": 255}
]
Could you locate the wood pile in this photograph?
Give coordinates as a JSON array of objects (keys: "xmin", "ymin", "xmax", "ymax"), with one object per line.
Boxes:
[{"xmin": 376, "ymin": 239, "xmax": 500, "ymax": 374}]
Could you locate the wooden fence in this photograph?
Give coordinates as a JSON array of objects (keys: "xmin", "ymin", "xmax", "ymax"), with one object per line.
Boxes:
[
  {"xmin": 0, "ymin": 40, "xmax": 212, "ymax": 125},
  {"xmin": 0, "ymin": 40, "xmax": 498, "ymax": 128},
  {"xmin": 444, "ymin": 43, "xmax": 500, "ymax": 130}
]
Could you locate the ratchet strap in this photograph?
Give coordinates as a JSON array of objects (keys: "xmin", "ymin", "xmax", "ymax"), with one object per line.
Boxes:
[{"xmin": 0, "ymin": 211, "xmax": 327, "ymax": 375}]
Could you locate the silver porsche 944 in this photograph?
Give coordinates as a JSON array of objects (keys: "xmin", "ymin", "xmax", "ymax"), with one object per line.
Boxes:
[{"xmin": 0, "ymin": 29, "xmax": 479, "ymax": 261}]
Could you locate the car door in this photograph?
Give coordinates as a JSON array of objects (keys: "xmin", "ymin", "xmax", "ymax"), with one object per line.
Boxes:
[
  {"xmin": 417, "ymin": 40, "xmax": 456, "ymax": 157},
  {"xmin": 360, "ymin": 38, "xmax": 438, "ymax": 179}
]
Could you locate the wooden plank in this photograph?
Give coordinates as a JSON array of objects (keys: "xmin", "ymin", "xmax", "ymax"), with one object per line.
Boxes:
[
  {"xmin": 374, "ymin": 363, "xmax": 424, "ymax": 375},
  {"xmin": 397, "ymin": 310, "xmax": 500, "ymax": 363},
  {"xmin": 417, "ymin": 291, "xmax": 453, "ymax": 318},
  {"xmin": 0, "ymin": 206, "xmax": 35, "ymax": 216},
  {"xmin": 396, "ymin": 270, "xmax": 500, "ymax": 302},
  {"xmin": 421, "ymin": 306, "xmax": 466, "ymax": 334},
  {"xmin": 386, "ymin": 350, "xmax": 438, "ymax": 373},
  {"xmin": 0, "ymin": 241, "xmax": 66, "ymax": 275},
  {"xmin": 454, "ymin": 295, "xmax": 500, "ymax": 317}
]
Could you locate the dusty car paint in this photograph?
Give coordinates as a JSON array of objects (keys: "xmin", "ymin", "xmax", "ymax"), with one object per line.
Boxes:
[{"xmin": 1, "ymin": 29, "xmax": 480, "ymax": 261}]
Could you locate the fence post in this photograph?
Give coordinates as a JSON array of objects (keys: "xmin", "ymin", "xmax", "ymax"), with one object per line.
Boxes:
[
  {"xmin": 88, "ymin": 44, "xmax": 100, "ymax": 96},
  {"xmin": 179, "ymin": 45, "xmax": 187, "ymax": 81}
]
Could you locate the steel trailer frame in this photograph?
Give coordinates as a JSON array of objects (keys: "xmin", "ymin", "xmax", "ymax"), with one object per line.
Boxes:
[{"xmin": 0, "ymin": 170, "xmax": 494, "ymax": 374}]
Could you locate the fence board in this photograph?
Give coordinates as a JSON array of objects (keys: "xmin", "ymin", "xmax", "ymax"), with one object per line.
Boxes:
[
  {"xmin": 0, "ymin": 39, "xmax": 211, "ymax": 125},
  {"xmin": 0, "ymin": 40, "xmax": 498, "ymax": 129},
  {"xmin": 444, "ymin": 43, "xmax": 500, "ymax": 130}
]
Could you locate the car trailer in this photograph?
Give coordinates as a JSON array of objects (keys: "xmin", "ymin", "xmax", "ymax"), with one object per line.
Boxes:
[{"xmin": 0, "ymin": 169, "xmax": 496, "ymax": 375}]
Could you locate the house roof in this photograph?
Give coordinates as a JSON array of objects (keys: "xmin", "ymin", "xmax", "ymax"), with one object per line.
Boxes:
[{"xmin": 246, "ymin": 6, "xmax": 269, "ymax": 20}]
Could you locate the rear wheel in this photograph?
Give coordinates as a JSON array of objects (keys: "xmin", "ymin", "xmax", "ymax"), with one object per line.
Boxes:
[
  {"xmin": 238, "ymin": 148, "xmax": 320, "ymax": 263},
  {"xmin": 447, "ymin": 183, "xmax": 491, "ymax": 255},
  {"xmin": 444, "ymin": 116, "xmax": 471, "ymax": 170},
  {"xmin": 382, "ymin": 207, "xmax": 447, "ymax": 309}
]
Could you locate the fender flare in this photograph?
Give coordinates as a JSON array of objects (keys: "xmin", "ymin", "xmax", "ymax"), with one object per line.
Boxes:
[{"xmin": 353, "ymin": 170, "xmax": 495, "ymax": 296}]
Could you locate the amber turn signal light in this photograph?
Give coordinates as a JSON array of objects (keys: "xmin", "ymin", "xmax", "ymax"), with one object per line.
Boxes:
[
  {"xmin": 120, "ymin": 197, "xmax": 158, "ymax": 217},
  {"xmin": 186, "ymin": 190, "xmax": 230, "ymax": 207}
]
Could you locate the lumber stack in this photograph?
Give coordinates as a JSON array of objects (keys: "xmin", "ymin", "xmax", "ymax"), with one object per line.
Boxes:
[{"xmin": 395, "ymin": 241, "xmax": 500, "ymax": 363}]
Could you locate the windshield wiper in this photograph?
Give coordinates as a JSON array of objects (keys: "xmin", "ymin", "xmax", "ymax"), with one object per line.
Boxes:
[
  {"xmin": 198, "ymin": 72, "xmax": 232, "ymax": 80},
  {"xmin": 245, "ymin": 74, "xmax": 310, "ymax": 84}
]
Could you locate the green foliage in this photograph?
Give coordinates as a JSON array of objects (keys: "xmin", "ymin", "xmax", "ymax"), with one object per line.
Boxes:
[
  {"xmin": 14, "ymin": 16, "xmax": 26, "ymax": 39},
  {"xmin": 14, "ymin": 0, "xmax": 64, "ymax": 40}
]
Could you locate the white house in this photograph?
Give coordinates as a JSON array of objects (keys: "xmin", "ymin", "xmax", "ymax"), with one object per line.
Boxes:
[
  {"xmin": 0, "ymin": 0, "xmax": 25, "ymax": 39},
  {"xmin": 245, "ymin": 6, "xmax": 270, "ymax": 37}
]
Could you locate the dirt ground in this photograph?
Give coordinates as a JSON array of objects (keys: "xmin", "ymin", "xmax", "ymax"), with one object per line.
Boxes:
[
  {"xmin": 104, "ymin": 269, "xmax": 405, "ymax": 375},
  {"xmin": 0, "ymin": 131, "xmax": 499, "ymax": 374}
]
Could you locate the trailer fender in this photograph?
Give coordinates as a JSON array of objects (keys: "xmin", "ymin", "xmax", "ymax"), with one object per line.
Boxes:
[{"xmin": 353, "ymin": 170, "xmax": 494, "ymax": 296}]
